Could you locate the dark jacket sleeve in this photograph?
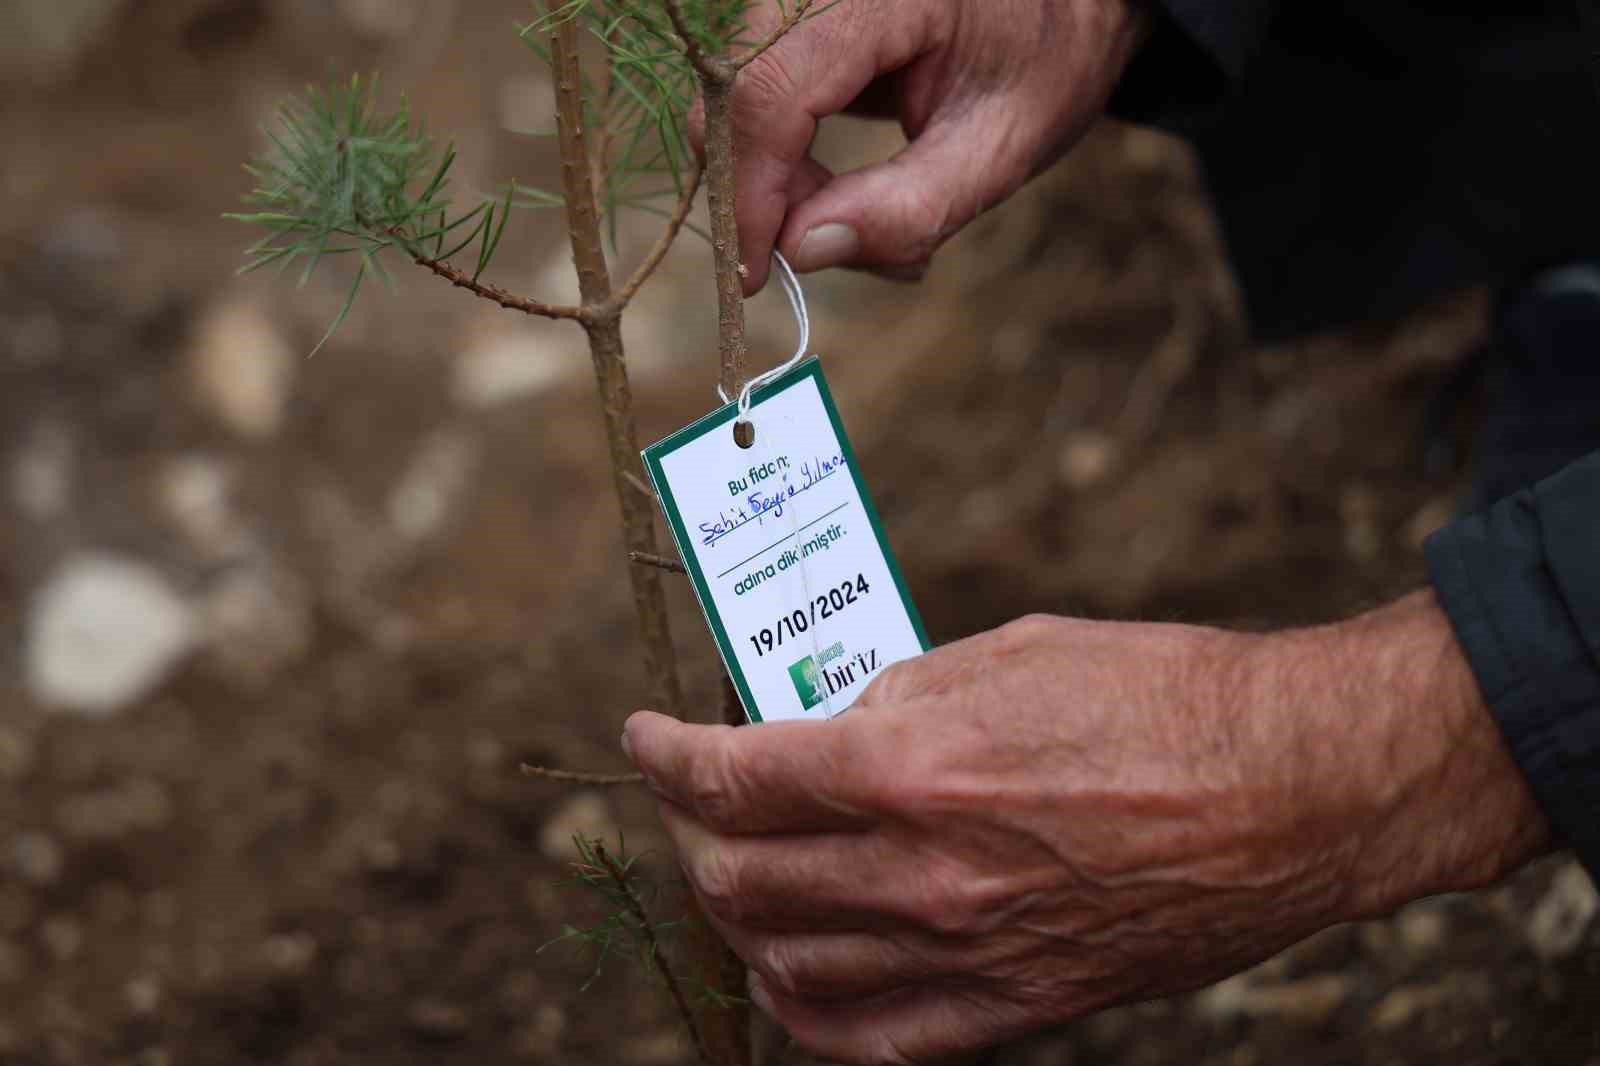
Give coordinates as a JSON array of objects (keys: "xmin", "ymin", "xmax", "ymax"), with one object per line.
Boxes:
[
  {"xmin": 1426, "ymin": 451, "xmax": 1600, "ymax": 881},
  {"xmin": 1109, "ymin": 0, "xmax": 1280, "ymax": 132}
]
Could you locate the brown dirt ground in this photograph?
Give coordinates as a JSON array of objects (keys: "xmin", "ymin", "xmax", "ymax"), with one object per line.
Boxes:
[{"xmin": 0, "ymin": 3, "xmax": 1596, "ymax": 1065}]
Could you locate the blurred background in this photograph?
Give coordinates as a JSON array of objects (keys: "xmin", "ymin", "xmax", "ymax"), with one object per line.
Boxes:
[{"xmin": 0, "ymin": 1, "xmax": 1595, "ymax": 1064}]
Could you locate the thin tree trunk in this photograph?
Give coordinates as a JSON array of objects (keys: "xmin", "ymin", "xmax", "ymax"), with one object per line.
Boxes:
[{"xmin": 550, "ymin": 13, "xmax": 683, "ymax": 719}]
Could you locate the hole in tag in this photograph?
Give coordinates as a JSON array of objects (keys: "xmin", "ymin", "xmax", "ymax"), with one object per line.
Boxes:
[{"xmin": 733, "ymin": 421, "xmax": 755, "ymax": 449}]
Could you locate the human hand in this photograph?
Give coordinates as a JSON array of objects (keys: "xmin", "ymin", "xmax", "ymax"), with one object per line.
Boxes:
[
  {"xmin": 712, "ymin": 0, "xmax": 1150, "ymax": 292},
  {"xmin": 623, "ymin": 592, "xmax": 1548, "ymax": 1064}
]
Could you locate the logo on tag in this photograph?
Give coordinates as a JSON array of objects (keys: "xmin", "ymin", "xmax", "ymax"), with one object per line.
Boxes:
[{"xmin": 787, "ymin": 655, "xmax": 826, "ymax": 711}]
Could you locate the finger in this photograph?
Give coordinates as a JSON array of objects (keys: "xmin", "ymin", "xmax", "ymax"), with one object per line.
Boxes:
[
  {"xmin": 777, "ymin": 94, "xmax": 1043, "ymax": 279},
  {"xmin": 714, "ymin": 919, "xmax": 950, "ymax": 1004},
  {"xmin": 724, "ymin": 6, "xmax": 930, "ymax": 293},
  {"xmin": 623, "ymin": 710, "xmax": 876, "ymax": 834},
  {"xmin": 660, "ymin": 802, "xmax": 942, "ymax": 932},
  {"xmin": 751, "ymin": 974, "xmax": 1030, "ymax": 1066}
]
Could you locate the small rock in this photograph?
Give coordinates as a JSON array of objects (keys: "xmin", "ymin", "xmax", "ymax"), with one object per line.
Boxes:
[
  {"xmin": 0, "ymin": 728, "xmax": 33, "ymax": 781},
  {"xmin": 24, "ymin": 555, "xmax": 197, "ymax": 716},
  {"xmin": 0, "ymin": 0, "xmax": 127, "ymax": 85},
  {"xmin": 124, "ymin": 975, "xmax": 161, "ymax": 1014},
  {"xmin": 262, "ymin": 932, "xmax": 318, "ymax": 975},
  {"xmin": 10, "ymin": 832, "xmax": 64, "ymax": 886},
  {"xmin": 1198, "ymin": 973, "xmax": 1349, "ymax": 1025},
  {"xmin": 512, "ymin": 1004, "xmax": 566, "ymax": 1058},
  {"xmin": 1527, "ymin": 862, "xmax": 1599, "ymax": 960},
  {"xmin": 623, "ymin": 1028, "xmax": 689, "ymax": 1065},
  {"xmin": 58, "ymin": 778, "xmax": 173, "ymax": 839},
  {"xmin": 1405, "ymin": 497, "xmax": 1457, "ymax": 552},
  {"xmin": 41, "ymin": 916, "xmax": 82, "ymax": 961},
  {"xmin": 10, "ymin": 311, "xmax": 64, "ymax": 367},
  {"xmin": 1368, "ymin": 975, "xmax": 1490, "ymax": 1030},
  {"xmin": 187, "ymin": 298, "xmax": 296, "ymax": 440},
  {"xmin": 452, "ymin": 326, "xmax": 573, "ymax": 409},
  {"xmin": 337, "ymin": 0, "xmax": 420, "ymax": 38},
  {"xmin": 408, "ymin": 999, "xmax": 469, "ymax": 1041},
  {"xmin": 1396, "ymin": 906, "xmax": 1448, "ymax": 955},
  {"xmin": 10, "ymin": 422, "xmax": 72, "ymax": 521},
  {"xmin": 387, "ymin": 430, "xmax": 479, "ymax": 541},
  {"xmin": 1059, "ymin": 432, "xmax": 1118, "ymax": 490},
  {"xmin": 538, "ymin": 791, "xmax": 613, "ymax": 863},
  {"xmin": 201, "ymin": 564, "xmax": 312, "ymax": 689},
  {"xmin": 160, "ymin": 455, "xmax": 244, "ymax": 559}
]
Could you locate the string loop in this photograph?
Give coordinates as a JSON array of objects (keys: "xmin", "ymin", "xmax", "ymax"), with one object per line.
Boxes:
[{"xmin": 717, "ymin": 251, "xmax": 811, "ymax": 420}]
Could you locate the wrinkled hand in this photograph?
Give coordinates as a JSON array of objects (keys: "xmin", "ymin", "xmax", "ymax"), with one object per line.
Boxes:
[
  {"xmin": 712, "ymin": 0, "xmax": 1150, "ymax": 292},
  {"xmin": 624, "ymin": 593, "xmax": 1547, "ymax": 1065}
]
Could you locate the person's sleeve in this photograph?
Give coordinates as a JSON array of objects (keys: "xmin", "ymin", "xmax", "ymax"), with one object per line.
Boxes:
[
  {"xmin": 1425, "ymin": 451, "xmax": 1600, "ymax": 881},
  {"xmin": 1108, "ymin": 0, "xmax": 1281, "ymax": 133}
]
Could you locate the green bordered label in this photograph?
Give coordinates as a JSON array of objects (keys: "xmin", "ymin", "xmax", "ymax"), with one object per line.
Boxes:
[{"xmin": 642, "ymin": 358, "xmax": 929, "ymax": 723}]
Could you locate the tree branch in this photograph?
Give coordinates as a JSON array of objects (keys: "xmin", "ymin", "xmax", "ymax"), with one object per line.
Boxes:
[
  {"xmin": 594, "ymin": 841, "xmax": 715, "ymax": 1066},
  {"xmin": 607, "ymin": 160, "xmax": 705, "ymax": 314},
  {"xmin": 662, "ymin": 0, "xmax": 732, "ymax": 83},
  {"xmin": 630, "ymin": 551, "xmax": 687, "ymax": 575},
  {"xmin": 412, "ymin": 254, "xmax": 590, "ymax": 322},
  {"xmin": 522, "ymin": 764, "xmax": 646, "ymax": 786},
  {"xmin": 735, "ymin": 0, "xmax": 818, "ymax": 72}
]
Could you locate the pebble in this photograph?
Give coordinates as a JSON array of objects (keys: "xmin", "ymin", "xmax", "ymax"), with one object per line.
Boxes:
[
  {"xmin": 1197, "ymin": 973, "xmax": 1350, "ymax": 1025},
  {"xmin": 24, "ymin": 555, "xmax": 197, "ymax": 716},
  {"xmin": 623, "ymin": 1029, "xmax": 689, "ymax": 1065},
  {"xmin": 1527, "ymin": 862, "xmax": 1599, "ymax": 960},
  {"xmin": 408, "ymin": 999, "xmax": 469, "ymax": 1041},
  {"xmin": 41, "ymin": 916, "xmax": 82, "ymax": 962},
  {"xmin": 57, "ymin": 778, "xmax": 173, "ymax": 839},
  {"xmin": 538, "ymin": 791, "xmax": 613, "ymax": 863},
  {"xmin": 125, "ymin": 975, "xmax": 162, "ymax": 1015},
  {"xmin": 452, "ymin": 325, "xmax": 575, "ymax": 409},
  {"xmin": 512, "ymin": 1004, "xmax": 567, "ymax": 1058},
  {"xmin": 160, "ymin": 455, "xmax": 243, "ymax": 559},
  {"xmin": 0, "ymin": 0, "xmax": 126, "ymax": 84},
  {"xmin": 262, "ymin": 932, "xmax": 318, "ymax": 976},
  {"xmin": 201, "ymin": 564, "xmax": 312, "ymax": 689},
  {"xmin": 1059, "ymin": 431, "xmax": 1118, "ymax": 490},
  {"xmin": 387, "ymin": 430, "xmax": 479, "ymax": 541},
  {"xmin": 187, "ymin": 298, "xmax": 296, "ymax": 440},
  {"xmin": 1396, "ymin": 906, "xmax": 1448, "ymax": 955},
  {"xmin": 9, "ymin": 832, "xmax": 64, "ymax": 886},
  {"xmin": 10, "ymin": 422, "xmax": 72, "ymax": 521}
]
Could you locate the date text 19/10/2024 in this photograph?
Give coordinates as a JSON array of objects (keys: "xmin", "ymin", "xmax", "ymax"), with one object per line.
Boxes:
[{"xmin": 745, "ymin": 573, "xmax": 873, "ymax": 659}]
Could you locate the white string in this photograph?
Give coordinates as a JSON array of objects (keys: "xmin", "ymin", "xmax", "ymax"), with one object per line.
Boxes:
[{"xmin": 716, "ymin": 251, "xmax": 812, "ymax": 420}]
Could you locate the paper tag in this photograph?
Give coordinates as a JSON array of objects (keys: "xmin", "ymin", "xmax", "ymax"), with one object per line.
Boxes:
[{"xmin": 643, "ymin": 357, "xmax": 929, "ymax": 723}]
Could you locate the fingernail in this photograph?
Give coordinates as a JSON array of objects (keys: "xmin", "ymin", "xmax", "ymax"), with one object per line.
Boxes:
[
  {"xmin": 748, "ymin": 974, "xmax": 775, "ymax": 1015},
  {"xmin": 620, "ymin": 731, "xmax": 633, "ymax": 761},
  {"xmin": 792, "ymin": 223, "xmax": 859, "ymax": 272}
]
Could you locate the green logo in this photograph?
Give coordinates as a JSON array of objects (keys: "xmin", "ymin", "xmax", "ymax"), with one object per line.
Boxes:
[{"xmin": 787, "ymin": 655, "xmax": 825, "ymax": 710}]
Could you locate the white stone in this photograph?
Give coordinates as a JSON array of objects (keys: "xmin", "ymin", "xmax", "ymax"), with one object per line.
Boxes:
[
  {"xmin": 387, "ymin": 430, "xmax": 479, "ymax": 541},
  {"xmin": 1527, "ymin": 862, "xmax": 1599, "ymax": 960},
  {"xmin": 1197, "ymin": 973, "xmax": 1349, "ymax": 1024},
  {"xmin": 452, "ymin": 326, "xmax": 576, "ymax": 410},
  {"xmin": 24, "ymin": 555, "xmax": 197, "ymax": 716},
  {"xmin": 187, "ymin": 298, "xmax": 296, "ymax": 440},
  {"xmin": 10, "ymin": 422, "xmax": 72, "ymax": 521},
  {"xmin": 160, "ymin": 454, "xmax": 244, "ymax": 559},
  {"xmin": 337, "ymin": 0, "xmax": 420, "ymax": 39},
  {"xmin": 538, "ymin": 791, "xmax": 613, "ymax": 863},
  {"xmin": 201, "ymin": 564, "xmax": 311, "ymax": 688}
]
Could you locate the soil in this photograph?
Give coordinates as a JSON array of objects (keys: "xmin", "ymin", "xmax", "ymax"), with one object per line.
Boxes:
[{"xmin": 0, "ymin": 3, "xmax": 1596, "ymax": 1065}]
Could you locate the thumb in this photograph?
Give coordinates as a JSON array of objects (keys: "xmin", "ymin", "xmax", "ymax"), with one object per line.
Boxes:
[{"xmin": 776, "ymin": 94, "xmax": 1042, "ymax": 279}]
